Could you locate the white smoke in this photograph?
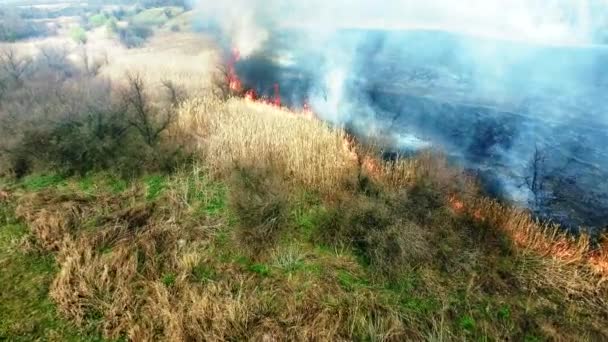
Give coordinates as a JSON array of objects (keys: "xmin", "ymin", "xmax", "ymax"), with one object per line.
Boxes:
[
  {"xmin": 224, "ymin": 0, "xmax": 607, "ymax": 46},
  {"xmin": 193, "ymin": 0, "xmax": 273, "ymax": 57}
]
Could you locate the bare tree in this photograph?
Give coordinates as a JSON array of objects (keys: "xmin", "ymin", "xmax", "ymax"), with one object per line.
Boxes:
[
  {"xmin": 122, "ymin": 73, "xmax": 174, "ymax": 146},
  {"xmin": 161, "ymin": 79, "xmax": 185, "ymax": 107},
  {"xmin": 0, "ymin": 48, "xmax": 31, "ymax": 85},
  {"xmin": 523, "ymin": 144, "xmax": 548, "ymax": 210},
  {"xmin": 79, "ymin": 47, "xmax": 107, "ymax": 77},
  {"xmin": 39, "ymin": 45, "xmax": 69, "ymax": 69},
  {"xmin": 211, "ymin": 64, "xmax": 234, "ymax": 100}
]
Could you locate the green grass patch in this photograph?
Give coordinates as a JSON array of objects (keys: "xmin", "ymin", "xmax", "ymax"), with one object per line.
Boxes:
[
  {"xmin": 248, "ymin": 263, "xmax": 271, "ymax": 277},
  {"xmin": 199, "ymin": 183, "xmax": 226, "ymax": 216},
  {"xmin": 291, "ymin": 205, "xmax": 329, "ymax": 240},
  {"xmin": 20, "ymin": 173, "xmax": 67, "ymax": 191},
  {"xmin": 75, "ymin": 173, "xmax": 129, "ymax": 194},
  {"xmin": 162, "ymin": 273, "xmax": 176, "ymax": 287},
  {"xmin": 458, "ymin": 315, "xmax": 476, "ymax": 333},
  {"xmin": 191, "ymin": 264, "xmax": 216, "ymax": 283},
  {"xmin": 107, "ymin": 177, "xmax": 128, "ymax": 194},
  {"xmin": 145, "ymin": 174, "xmax": 166, "ymax": 200},
  {"xmin": 337, "ymin": 270, "xmax": 369, "ymax": 292}
]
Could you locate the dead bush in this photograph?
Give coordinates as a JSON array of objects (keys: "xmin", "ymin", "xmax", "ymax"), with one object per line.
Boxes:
[
  {"xmin": 228, "ymin": 166, "xmax": 289, "ymax": 256},
  {"xmin": 366, "ymin": 221, "xmax": 432, "ymax": 274},
  {"xmin": 317, "ymin": 193, "xmax": 435, "ymax": 278}
]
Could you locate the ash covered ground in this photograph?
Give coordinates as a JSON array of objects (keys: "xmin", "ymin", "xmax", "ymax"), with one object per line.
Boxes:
[{"xmin": 232, "ymin": 29, "xmax": 608, "ymax": 233}]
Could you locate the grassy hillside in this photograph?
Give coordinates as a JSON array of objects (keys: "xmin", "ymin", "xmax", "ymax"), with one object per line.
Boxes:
[
  {"xmin": 1, "ymin": 94, "xmax": 607, "ymax": 340},
  {"xmin": 0, "ymin": 33, "xmax": 606, "ymax": 340}
]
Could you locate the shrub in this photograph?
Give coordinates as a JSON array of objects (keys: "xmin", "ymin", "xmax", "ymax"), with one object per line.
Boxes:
[
  {"xmin": 117, "ymin": 25, "xmax": 152, "ymax": 48},
  {"xmin": 69, "ymin": 27, "xmax": 87, "ymax": 44},
  {"xmin": 228, "ymin": 166, "xmax": 289, "ymax": 256},
  {"xmin": 105, "ymin": 18, "xmax": 118, "ymax": 35},
  {"xmin": 11, "ymin": 109, "xmax": 186, "ymax": 178},
  {"xmin": 88, "ymin": 13, "xmax": 108, "ymax": 28},
  {"xmin": 0, "ymin": 50, "xmax": 187, "ymax": 179}
]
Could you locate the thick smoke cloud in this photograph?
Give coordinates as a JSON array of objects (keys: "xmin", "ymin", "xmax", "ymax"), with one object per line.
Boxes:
[{"xmin": 194, "ymin": 0, "xmax": 608, "ymax": 230}]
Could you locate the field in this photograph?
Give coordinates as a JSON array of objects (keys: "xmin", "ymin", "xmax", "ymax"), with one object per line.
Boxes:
[{"xmin": 1, "ymin": 2, "xmax": 608, "ymax": 341}]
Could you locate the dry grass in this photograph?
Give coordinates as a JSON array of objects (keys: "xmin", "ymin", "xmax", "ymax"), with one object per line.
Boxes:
[
  {"xmin": 15, "ymin": 192, "xmax": 94, "ymax": 251},
  {"xmin": 11, "ymin": 176, "xmax": 414, "ymax": 341},
  {"xmin": 177, "ymin": 98, "xmax": 359, "ymax": 193},
  {"xmin": 99, "ymin": 31, "xmax": 219, "ymax": 97}
]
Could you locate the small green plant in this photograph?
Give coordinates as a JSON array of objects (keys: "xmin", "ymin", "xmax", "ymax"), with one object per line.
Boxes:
[
  {"xmin": 271, "ymin": 245, "xmax": 305, "ymax": 273},
  {"xmin": 203, "ymin": 185, "xmax": 226, "ymax": 215},
  {"xmin": 162, "ymin": 273, "xmax": 176, "ymax": 287},
  {"xmin": 191, "ymin": 264, "xmax": 215, "ymax": 283},
  {"xmin": 293, "ymin": 205, "xmax": 328, "ymax": 239},
  {"xmin": 524, "ymin": 334, "xmax": 543, "ymax": 342},
  {"xmin": 248, "ymin": 263, "xmax": 270, "ymax": 277},
  {"xmin": 458, "ymin": 315, "xmax": 476, "ymax": 333},
  {"xmin": 145, "ymin": 175, "xmax": 166, "ymax": 200},
  {"xmin": 78, "ymin": 174, "xmax": 96, "ymax": 192},
  {"xmin": 498, "ymin": 305, "xmax": 511, "ymax": 320},
  {"xmin": 108, "ymin": 177, "xmax": 128, "ymax": 194}
]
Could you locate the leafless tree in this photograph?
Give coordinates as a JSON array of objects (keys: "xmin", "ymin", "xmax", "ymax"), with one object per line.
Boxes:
[
  {"xmin": 0, "ymin": 47, "xmax": 31, "ymax": 85},
  {"xmin": 39, "ymin": 45, "xmax": 69, "ymax": 69},
  {"xmin": 161, "ymin": 79, "xmax": 185, "ymax": 107},
  {"xmin": 211, "ymin": 64, "xmax": 234, "ymax": 100},
  {"xmin": 123, "ymin": 73, "xmax": 174, "ymax": 146},
  {"xmin": 523, "ymin": 144, "xmax": 548, "ymax": 209},
  {"xmin": 79, "ymin": 47, "xmax": 107, "ymax": 77}
]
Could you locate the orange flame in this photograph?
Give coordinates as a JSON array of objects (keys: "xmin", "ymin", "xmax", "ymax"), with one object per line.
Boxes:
[
  {"xmin": 228, "ymin": 48, "xmax": 317, "ymax": 114},
  {"xmin": 449, "ymin": 195, "xmax": 465, "ymax": 212},
  {"xmin": 227, "ymin": 48, "xmax": 242, "ymax": 92}
]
